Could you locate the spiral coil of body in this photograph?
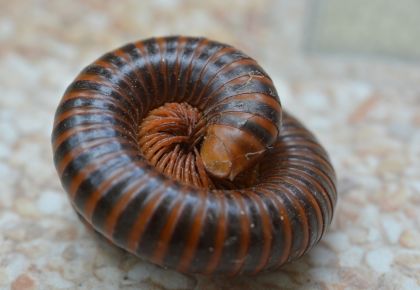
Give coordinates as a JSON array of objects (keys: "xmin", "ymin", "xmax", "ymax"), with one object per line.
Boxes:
[{"xmin": 52, "ymin": 36, "xmax": 337, "ymax": 275}]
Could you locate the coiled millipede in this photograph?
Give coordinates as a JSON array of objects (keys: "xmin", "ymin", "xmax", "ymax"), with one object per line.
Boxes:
[{"xmin": 52, "ymin": 36, "xmax": 337, "ymax": 275}]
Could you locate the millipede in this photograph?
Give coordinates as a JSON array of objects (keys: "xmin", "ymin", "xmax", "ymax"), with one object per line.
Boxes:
[{"xmin": 52, "ymin": 36, "xmax": 337, "ymax": 275}]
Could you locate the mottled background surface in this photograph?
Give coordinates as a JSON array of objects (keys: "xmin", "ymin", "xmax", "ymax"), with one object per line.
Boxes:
[{"xmin": 1, "ymin": 0, "xmax": 419, "ymax": 289}]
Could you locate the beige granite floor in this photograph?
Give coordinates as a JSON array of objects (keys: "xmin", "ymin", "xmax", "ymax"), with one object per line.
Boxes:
[{"xmin": 1, "ymin": 1, "xmax": 420, "ymax": 289}]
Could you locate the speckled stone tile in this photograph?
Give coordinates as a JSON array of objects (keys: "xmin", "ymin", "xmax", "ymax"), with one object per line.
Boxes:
[{"xmin": 1, "ymin": 1, "xmax": 419, "ymax": 289}]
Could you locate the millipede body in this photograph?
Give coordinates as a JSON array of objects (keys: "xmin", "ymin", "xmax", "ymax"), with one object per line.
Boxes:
[{"xmin": 52, "ymin": 36, "xmax": 337, "ymax": 275}]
